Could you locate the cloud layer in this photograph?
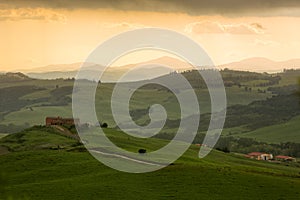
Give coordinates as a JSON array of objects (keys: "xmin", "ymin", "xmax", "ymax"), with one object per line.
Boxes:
[
  {"xmin": 0, "ymin": 8, "xmax": 66, "ymax": 22},
  {"xmin": 1, "ymin": 0, "xmax": 300, "ymax": 16},
  {"xmin": 185, "ymin": 21, "xmax": 265, "ymax": 35}
]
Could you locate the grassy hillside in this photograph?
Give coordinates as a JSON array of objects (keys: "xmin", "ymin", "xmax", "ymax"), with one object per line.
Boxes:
[
  {"xmin": 2, "ymin": 105, "xmax": 73, "ymax": 126},
  {"xmin": 0, "ymin": 70, "xmax": 299, "ymax": 145},
  {"xmin": 1, "ymin": 127, "xmax": 300, "ymax": 199},
  {"xmin": 0, "ymin": 126, "xmax": 80, "ymax": 152},
  {"xmin": 278, "ymin": 69, "xmax": 300, "ymax": 86},
  {"xmin": 234, "ymin": 116, "xmax": 300, "ymax": 143},
  {"xmin": 0, "ymin": 71, "xmax": 274, "ymax": 133}
]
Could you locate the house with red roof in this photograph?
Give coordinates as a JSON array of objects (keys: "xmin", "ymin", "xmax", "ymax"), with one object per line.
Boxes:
[
  {"xmin": 46, "ymin": 117, "xmax": 80, "ymax": 126},
  {"xmin": 245, "ymin": 152, "xmax": 273, "ymax": 161},
  {"xmin": 275, "ymin": 155, "xmax": 296, "ymax": 162}
]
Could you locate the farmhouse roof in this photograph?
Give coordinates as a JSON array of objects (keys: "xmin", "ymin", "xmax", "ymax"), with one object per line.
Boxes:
[
  {"xmin": 248, "ymin": 152, "xmax": 264, "ymax": 156},
  {"xmin": 275, "ymin": 155, "xmax": 294, "ymax": 159}
]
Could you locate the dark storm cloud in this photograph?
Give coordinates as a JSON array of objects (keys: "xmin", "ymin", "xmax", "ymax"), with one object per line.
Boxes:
[{"xmin": 1, "ymin": 0, "xmax": 300, "ymax": 16}]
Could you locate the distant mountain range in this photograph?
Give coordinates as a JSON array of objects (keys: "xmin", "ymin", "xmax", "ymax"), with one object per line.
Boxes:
[
  {"xmin": 23, "ymin": 57, "xmax": 190, "ymax": 82},
  {"xmin": 11, "ymin": 56, "xmax": 300, "ymax": 81},
  {"xmin": 220, "ymin": 57, "xmax": 300, "ymax": 73}
]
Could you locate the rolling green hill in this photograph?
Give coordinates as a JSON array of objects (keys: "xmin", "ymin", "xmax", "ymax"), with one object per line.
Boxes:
[
  {"xmin": 0, "ymin": 126, "xmax": 80, "ymax": 152},
  {"xmin": 0, "ymin": 127, "xmax": 300, "ymax": 199},
  {"xmin": 0, "ymin": 69, "xmax": 299, "ymax": 145},
  {"xmin": 0, "ymin": 71, "xmax": 275, "ymax": 133},
  {"xmin": 234, "ymin": 116, "xmax": 300, "ymax": 143}
]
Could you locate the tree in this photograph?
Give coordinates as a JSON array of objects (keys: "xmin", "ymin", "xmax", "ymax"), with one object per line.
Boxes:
[
  {"xmin": 101, "ymin": 122, "xmax": 108, "ymax": 128},
  {"xmin": 138, "ymin": 149, "xmax": 147, "ymax": 154}
]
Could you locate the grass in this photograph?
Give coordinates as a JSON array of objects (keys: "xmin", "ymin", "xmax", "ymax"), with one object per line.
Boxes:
[
  {"xmin": 221, "ymin": 126, "xmax": 249, "ymax": 136},
  {"xmin": 1, "ymin": 68, "xmax": 300, "ymax": 199},
  {"xmin": 20, "ymin": 89, "xmax": 52, "ymax": 100},
  {"xmin": 1, "ymin": 150, "xmax": 300, "ymax": 200},
  {"xmin": 233, "ymin": 116, "xmax": 300, "ymax": 143},
  {"xmin": 1, "ymin": 127, "xmax": 300, "ymax": 199},
  {"xmin": 0, "ymin": 133, "xmax": 8, "ymax": 139},
  {"xmin": 93, "ymin": 84, "xmax": 271, "ymax": 127},
  {"xmin": 278, "ymin": 70, "xmax": 300, "ymax": 86},
  {"xmin": 0, "ymin": 80, "xmax": 271, "ymax": 130},
  {"xmin": 2, "ymin": 106, "xmax": 73, "ymax": 126},
  {"xmin": 0, "ymin": 127, "xmax": 79, "ymax": 152},
  {"xmin": 225, "ymin": 86, "xmax": 272, "ymax": 106}
]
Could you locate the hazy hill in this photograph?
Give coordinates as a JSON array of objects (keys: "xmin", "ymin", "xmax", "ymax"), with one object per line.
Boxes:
[
  {"xmin": 18, "ymin": 62, "xmax": 88, "ymax": 73},
  {"xmin": 27, "ymin": 66, "xmax": 174, "ymax": 82},
  {"xmin": 21, "ymin": 56, "xmax": 191, "ymax": 81},
  {"xmin": 220, "ymin": 57, "xmax": 300, "ymax": 73},
  {"xmin": 18, "ymin": 56, "xmax": 300, "ymax": 81}
]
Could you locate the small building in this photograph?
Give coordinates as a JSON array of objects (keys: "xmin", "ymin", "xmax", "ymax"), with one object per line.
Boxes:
[
  {"xmin": 246, "ymin": 152, "xmax": 273, "ymax": 161},
  {"xmin": 46, "ymin": 117, "xmax": 80, "ymax": 126},
  {"xmin": 275, "ymin": 155, "xmax": 296, "ymax": 162}
]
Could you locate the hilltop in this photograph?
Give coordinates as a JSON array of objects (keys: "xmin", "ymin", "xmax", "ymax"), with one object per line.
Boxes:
[
  {"xmin": 220, "ymin": 57, "xmax": 300, "ymax": 73},
  {"xmin": 0, "ymin": 126, "xmax": 81, "ymax": 154},
  {"xmin": 0, "ymin": 72, "xmax": 32, "ymax": 82}
]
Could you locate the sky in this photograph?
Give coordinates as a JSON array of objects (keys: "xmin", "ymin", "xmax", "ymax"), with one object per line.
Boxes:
[{"xmin": 1, "ymin": 0, "xmax": 300, "ymax": 71}]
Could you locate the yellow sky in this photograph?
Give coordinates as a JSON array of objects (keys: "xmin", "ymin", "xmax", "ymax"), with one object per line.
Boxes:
[{"xmin": 1, "ymin": 8, "xmax": 300, "ymax": 71}]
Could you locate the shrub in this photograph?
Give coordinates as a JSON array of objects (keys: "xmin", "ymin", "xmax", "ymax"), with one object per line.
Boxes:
[
  {"xmin": 138, "ymin": 149, "xmax": 146, "ymax": 154},
  {"xmin": 101, "ymin": 123, "xmax": 108, "ymax": 128}
]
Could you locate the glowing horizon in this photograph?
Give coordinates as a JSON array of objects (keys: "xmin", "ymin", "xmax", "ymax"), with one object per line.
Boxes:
[{"xmin": 1, "ymin": 2, "xmax": 300, "ymax": 71}]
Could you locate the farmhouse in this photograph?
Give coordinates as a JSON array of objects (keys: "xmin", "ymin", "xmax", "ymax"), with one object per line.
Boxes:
[
  {"xmin": 46, "ymin": 117, "xmax": 80, "ymax": 126},
  {"xmin": 246, "ymin": 152, "xmax": 273, "ymax": 161},
  {"xmin": 275, "ymin": 155, "xmax": 296, "ymax": 162}
]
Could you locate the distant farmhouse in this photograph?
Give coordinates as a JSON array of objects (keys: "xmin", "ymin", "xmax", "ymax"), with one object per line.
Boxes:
[
  {"xmin": 46, "ymin": 117, "xmax": 80, "ymax": 126},
  {"xmin": 275, "ymin": 155, "xmax": 296, "ymax": 162},
  {"xmin": 245, "ymin": 152, "xmax": 296, "ymax": 162},
  {"xmin": 246, "ymin": 152, "xmax": 273, "ymax": 161}
]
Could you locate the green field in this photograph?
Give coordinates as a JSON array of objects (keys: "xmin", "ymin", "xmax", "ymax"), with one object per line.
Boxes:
[
  {"xmin": 0, "ymin": 127, "xmax": 300, "ymax": 199},
  {"xmin": 0, "ymin": 79, "xmax": 272, "ymax": 129},
  {"xmin": 2, "ymin": 106, "xmax": 73, "ymax": 126},
  {"xmin": 234, "ymin": 116, "xmax": 300, "ymax": 143},
  {"xmin": 278, "ymin": 70, "xmax": 300, "ymax": 86},
  {"xmin": 0, "ymin": 133, "xmax": 7, "ymax": 139}
]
